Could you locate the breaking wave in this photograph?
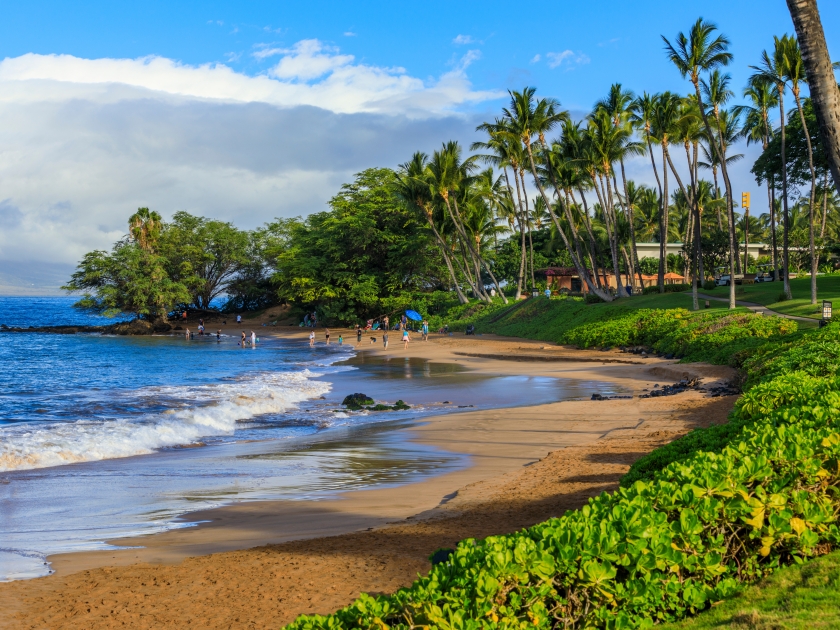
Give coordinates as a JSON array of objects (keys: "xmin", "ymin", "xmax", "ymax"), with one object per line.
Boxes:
[{"xmin": 0, "ymin": 370, "xmax": 331, "ymax": 472}]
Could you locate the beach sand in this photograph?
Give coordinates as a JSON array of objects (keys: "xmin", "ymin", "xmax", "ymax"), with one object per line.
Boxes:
[{"xmin": 0, "ymin": 328, "xmax": 739, "ymax": 629}]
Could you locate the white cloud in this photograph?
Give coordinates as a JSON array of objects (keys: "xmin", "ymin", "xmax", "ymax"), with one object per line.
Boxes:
[
  {"xmin": 343, "ymin": 31, "xmax": 357, "ymax": 37},
  {"xmin": 453, "ymin": 34, "xmax": 475, "ymax": 45},
  {"xmin": 0, "ymin": 42, "xmax": 500, "ymax": 282},
  {"xmin": 545, "ymin": 50, "xmax": 590, "ymax": 69},
  {"xmin": 0, "ymin": 41, "xmax": 499, "ymax": 117},
  {"xmin": 530, "ymin": 54, "xmax": 541, "ymax": 64}
]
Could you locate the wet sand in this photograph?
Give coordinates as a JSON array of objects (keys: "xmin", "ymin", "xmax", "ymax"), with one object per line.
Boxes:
[{"xmin": 0, "ymin": 328, "xmax": 739, "ymax": 629}]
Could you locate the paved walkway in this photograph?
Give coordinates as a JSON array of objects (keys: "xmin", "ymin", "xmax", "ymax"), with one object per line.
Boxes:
[{"xmin": 695, "ymin": 293, "xmax": 817, "ymax": 323}]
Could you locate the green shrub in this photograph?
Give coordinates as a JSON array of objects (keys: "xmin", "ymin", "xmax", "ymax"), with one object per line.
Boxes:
[{"xmin": 289, "ymin": 362, "xmax": 840, "ymax": 629}]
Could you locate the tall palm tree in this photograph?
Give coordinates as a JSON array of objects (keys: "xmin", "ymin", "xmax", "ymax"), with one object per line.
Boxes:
[
  {"xmin": 650, "ymin": 92, "xmax": 682, "ymax": 292},
  {"xmin": 471, "ymin": 125, "xmax": 529, "ymax": 298},
  {"xmin": 663, "ymin": 18, "xmax": 737, "ymax": 308},
  {"xmin": 780, "ymin": 36, "xmax": 818, "ymax": 304},
  {"xmin": 502, "ymin": 87, "xmax": 614, "ymax": 301},
  {"xmin": 752, "ymin": 37, "xmax": 794, "ymax": 299},
  {"xmin": 737, "ymin": 77, "xmax": 780, "ymax": 278},
  {"xmin": 596, "ymin": 84, "xmax": 644, "ymax": 291},
  {"xmin": 395, "ymin": 152, "xmax": 469, "ymax": 303},
  {"xmin": 786, "ymin": 0, "xmax": 840, "ymax": 196},
  {"xmin": 632, "ymin": 185, "xmax": 661, "ymax": 243}
]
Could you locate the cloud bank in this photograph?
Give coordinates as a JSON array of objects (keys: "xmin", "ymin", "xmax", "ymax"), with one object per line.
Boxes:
[{"xmin": 0, "ymin": 40, "xmax": 501, "ymax": 290}]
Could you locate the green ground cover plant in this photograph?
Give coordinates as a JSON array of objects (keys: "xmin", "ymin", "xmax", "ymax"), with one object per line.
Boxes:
[
  {"xmin": 700, "ymin": 276, "xmax": 840, "ymax": 321},
  {"xmin": 285, "ymin": 300, "xmax": 840, "ymax": 630},
  {"xmin": 659, "ymin": 550, "xmax": 840, "ymax": 629}
]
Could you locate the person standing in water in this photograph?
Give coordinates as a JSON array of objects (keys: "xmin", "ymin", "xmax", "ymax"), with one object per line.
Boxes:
[
  {"xmin": 383, "ymin": 315, "xmax": 389, "ymax": 331},
  {"xmin": 240, "ymin": 331, "xmax": 247, "ymax": 346},
  {"xmin": 383, "ymin": 330, "xmax": 389, "ymax": 349},
  {"xmin": 309, "ymin": 330, "xmax": 315, "ymax": 347},
  {"xmin": 402, "ymin": 327, "xmax": 410, "ymax": 349},
  {"xmin": 338, "ymin": 335, "xmax": 343, "ymax": 346},
  {"xmin": 236, "ymin": 314, "xmax": 242, "ymax": 325},
  {"xmin": 185, "ymin": 327, "xmax": 191, "ymax": 339},
  {"xmin": 250, "ymin": 330, "xmax": 257, "ymax": 347},
  {"xmin": 325, "ymin": 328, "xmax": 331, "ymax": 345},
  {"xmin": 216, "ymin": 329, "xmax": 222, "ymax": 342}
]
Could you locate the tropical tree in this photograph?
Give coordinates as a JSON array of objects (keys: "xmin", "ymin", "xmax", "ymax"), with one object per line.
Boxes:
[
  {"xmin": 785, "ymin": 0, "xmax": 840, "ymax": 195},
  {"xmin": 663, "ymin": 18, "xmax": 738, "ymax": 308},
  {"xmin": 737, "ymin": 76, "xmax": 780, "ymax": 275}
]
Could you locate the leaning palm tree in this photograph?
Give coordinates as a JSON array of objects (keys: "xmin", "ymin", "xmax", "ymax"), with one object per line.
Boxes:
[
  {"xmin": 663, "ymin": 18, "xmax": 737, "ymax": 308},
  {"xmin": 737, "ymin": 77, "xmax": 780, "ymax": 278},
  {"xmin": 395, "ymin": 153, "xmax": 469, "ymax": 303},
  {"xmin": 502, "ymin": 87, "xmax": 614, "ymax": 301},
  {"xmin": 780, "ymin": 36, "xmax": 818, "ymax": 304},
  {"xmin": 751, "ymin": 37, "xmax": 794, "ymax": 299},
  {"xmin": 785, "ymin": 0, "xmax": 840, "ymax": 195},
  {"xmin": 650, "ymin": 92, "xmax": 682, "ymax": 293}
]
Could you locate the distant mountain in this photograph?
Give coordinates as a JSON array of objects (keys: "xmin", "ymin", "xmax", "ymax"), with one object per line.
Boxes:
[{"xmin": 0, "ymin": 260, "xmax": 75, "ymax": 296}]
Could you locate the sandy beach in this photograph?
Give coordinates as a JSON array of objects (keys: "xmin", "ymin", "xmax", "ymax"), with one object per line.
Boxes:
[{"xmin": 0, "ymin": 326, "xmax": 739, "ymax": 630}]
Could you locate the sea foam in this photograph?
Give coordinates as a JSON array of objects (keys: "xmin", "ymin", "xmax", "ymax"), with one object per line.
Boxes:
[{"xmin": 0, "ymin": 370, "xmax": 331, "ymax": 472}]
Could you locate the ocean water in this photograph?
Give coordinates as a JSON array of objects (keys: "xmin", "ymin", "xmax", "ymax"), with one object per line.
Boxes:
[{"xmin": 0, "ymin": 297, "xmax": 622, "ymax": 582}]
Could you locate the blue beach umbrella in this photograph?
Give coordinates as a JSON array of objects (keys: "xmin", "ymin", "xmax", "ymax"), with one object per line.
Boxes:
[{"xmin": 405, "ymin": 309, "xmax": 423, "ymax": 321}]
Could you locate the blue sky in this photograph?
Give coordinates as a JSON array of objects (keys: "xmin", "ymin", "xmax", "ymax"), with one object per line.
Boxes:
[
  {"xmin": 3, "ymin": 0, "xmax": 836, "ymax": 111},
  {"xmin": 0, "ymin": 0, "xmax": 838, "ymax": 292}
]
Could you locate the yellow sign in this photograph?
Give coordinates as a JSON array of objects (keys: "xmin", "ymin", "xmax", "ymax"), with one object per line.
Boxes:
[{"xmin": 741, "ymin": 192, "xmax": 751, "ymax": 208}]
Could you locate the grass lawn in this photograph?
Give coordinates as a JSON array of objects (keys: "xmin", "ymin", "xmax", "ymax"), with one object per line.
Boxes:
[
  {"xmin": 660, "ymin": 551, "xmax": 840, "ymax": 629},
  {"xmin": 699, "ymin": 275, "xmax": 840, "ymax": 320}
]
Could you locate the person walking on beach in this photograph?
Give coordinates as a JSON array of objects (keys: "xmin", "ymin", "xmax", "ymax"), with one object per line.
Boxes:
[
  {"xmin": 422, "ymin": 320, "xmax": 429, "ymax": 341},
  {"xmin": 383, "ymin": 330, "xmax": 389, "ymax": 349},
  {"xmin": 216, "ymin": 329, "xmax": 222, "ymax": 342},
  {"xmin": 356, "ymin": 325, "xmax": 362, "ymax": 344},
  {"xmin": 325, "ymin": 328, "xmax": 331, "ymax": 345},
  {"xmin": 309, "ymin": 330, "xmax": 315, "ymax": 347},
  {"xmin": 236, "ymin": 314, "xmax": 242, "ymax": 325},
  {"xmin": 338, "ymin": 335, "xmax": 343, "ymax": 346},
  {"xmin": 402, "ymin": 328, "xmax": 410, "ymax": 349},
  {"xmin": 383, "ymin": 315, "xmax": 389, "ymax": 331}
]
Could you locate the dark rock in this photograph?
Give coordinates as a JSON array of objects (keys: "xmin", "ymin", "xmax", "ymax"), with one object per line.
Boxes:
[{"xmin": 342, "ymin": 393, "xmax": 374, "ymax": 407}]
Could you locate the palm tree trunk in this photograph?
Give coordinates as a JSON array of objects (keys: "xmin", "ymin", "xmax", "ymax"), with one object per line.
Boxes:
[
  {"xmin": 820, "ymin": 172, "xmax": 829, "ymax": 238},
  {"xmin": 692, "ymin": 80, "xmax": 736, "ymax": 309},
  {"xmin": 521, "ymin": 138, "xmax": 613, "ymax": 301},
  {"xmin": 665, "ymin": 149, "xmax": 699, "ymax": 309},
  {"xmin": 786, "ymin": 0, "xmax": 840, "ymax": 196},
  {"xmin": 592, "ymin": 171, "xmax": 623, "ymax": 298},
  {"xmin": 424, "ymin": 211, "xmax": 468, "ymax": 303},
  {"xmin": 659, "ymin": 144, "xmax": 670, "ymax": 293},
  {"xmin": 573, "ymin": 187, "xmax": 603, "ymax": 288},
  {"xmin": 519, "ymin": 169, "xmax": 537, "ymax": 291},
  {"xmin": 779, "ymin": 90, "xmax": 792, "ymax": 300},
  {"xmin": 504, "ymin": 167, "xmax": 525, "ymax": 299},
  {"xmin": 792, "ymin": 90, "xmax": 819, "ymax": 304},
  {"xmin": 616, "ymin": 162, "xmax": 640, "ymax": 292},
  {"xmin": 768, "ymin": 176, "xmax": 778, "ymax": 280},
  {"xmin": 443, "ymin": 194, "xmax": 491, "ymax": 302}
]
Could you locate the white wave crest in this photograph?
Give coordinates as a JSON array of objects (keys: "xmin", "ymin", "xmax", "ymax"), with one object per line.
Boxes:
[{"xmin": 0, "ymin": 370, "xmax": 330, "ymax": 472}]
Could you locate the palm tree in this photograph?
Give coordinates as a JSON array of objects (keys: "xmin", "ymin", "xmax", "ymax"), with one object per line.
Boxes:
[
  {"xmin": 128, "ymin": 208, "xmax": 163, "ymax": 253},
  {"xmin": 502, "ymin": 87, "xmax": 614, "ymax": 301},
  {"xmin": 737, "ymin": 77, "xmax": 780, "ymax": 278},
  {"xmin": 663, "ymin": 18, "xmax": 737, "ymax": 308},
  {"xmin": 650, "ymin": 92, "xmax": 682, "ymax": 293},
  {"xmin": 473, "ymin": 121, "xmax": 530, "ymax": 298},
  {"xmin": 785, "ymin": 0, "xmax": 840, "ymax": 196},
  {"xmin": 395, "ymin": 153, "xmax": 469, "ymax": 303},
  {"xmin": 751, "ymin": 37, "xmax": 793, "ymax": 299},
  {"xmin": 779, "ymin": 36, "xmax": 818, "ymax": 304},
  {"xmin": 596, "ymin": 84, "xmax": 645, "ymax": 291}
]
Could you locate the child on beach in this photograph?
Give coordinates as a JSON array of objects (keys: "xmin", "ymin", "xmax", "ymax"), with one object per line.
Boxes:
[
  {"xmin": 383, "ymin": 331, "xmax": 389, "ymax": 349},
  {"xmin": 402, "ymin": 328, "xmax": 410, "ymax": 349},
  {"xmin": 185, "ymin": 327, "xmax": 190, "ymax": 339},
  {"xmin": 338, "ymin": 335, "xmax": 343, "ymax": 346},
  {"xmin": 309, "ymin": 330, "xmax": 315, "ymax": 347},
  {"xmin": 422, "ymin": 320, "xmax": 428, "ymax": 341}
]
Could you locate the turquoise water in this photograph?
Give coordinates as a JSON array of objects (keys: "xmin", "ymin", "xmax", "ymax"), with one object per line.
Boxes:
[{"xmin": 0, "ymin": 297, "xmax": 621, "ymax": 581}]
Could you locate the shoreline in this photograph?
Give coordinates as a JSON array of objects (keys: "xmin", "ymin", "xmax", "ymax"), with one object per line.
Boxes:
[{"xmin": 0, "ymin": 330, "xmax": 740, "ymax": 629}]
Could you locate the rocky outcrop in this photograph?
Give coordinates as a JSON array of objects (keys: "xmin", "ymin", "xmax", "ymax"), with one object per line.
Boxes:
[{"xmin": 0, "ymin": 319, "xmax": 173, "ymax": 335}]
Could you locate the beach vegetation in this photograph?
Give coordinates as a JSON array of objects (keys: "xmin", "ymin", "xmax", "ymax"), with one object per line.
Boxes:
[{"xmin": 286, "ymin": 316, "xmax": 840, "ymax": 629}]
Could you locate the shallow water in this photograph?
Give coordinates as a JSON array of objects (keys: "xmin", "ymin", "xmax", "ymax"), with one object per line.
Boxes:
[{"xmin": 0, "ymin": 297, "xmax": 623, "ymax": 581}]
